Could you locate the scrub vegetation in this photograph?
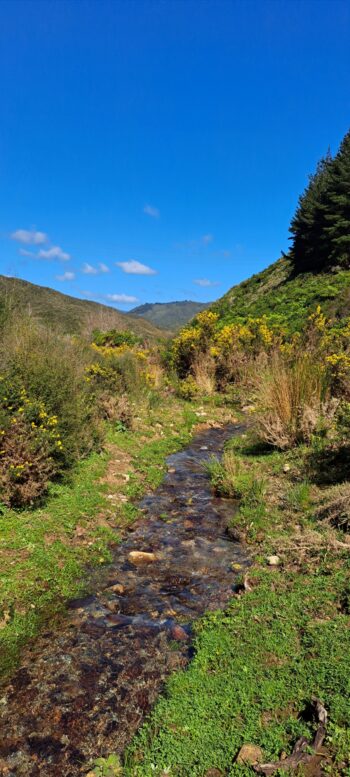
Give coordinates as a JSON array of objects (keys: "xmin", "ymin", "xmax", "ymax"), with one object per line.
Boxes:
[{"xmin": 1, "ymin": 128, "xmax": 350, "ymax": 775}]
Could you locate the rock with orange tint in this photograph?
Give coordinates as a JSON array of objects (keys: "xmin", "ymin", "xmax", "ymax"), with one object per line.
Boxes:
[
  {"xmin": 128, "ymin": 550, "xmax": 156, "ymax": 565},
  {"xmin": 170, "ymin": 624, "xmax": 189, "ymax": 641},
  {"xmin": 236, "ymin": 744, "xmax": 263, "ymax": 765}
]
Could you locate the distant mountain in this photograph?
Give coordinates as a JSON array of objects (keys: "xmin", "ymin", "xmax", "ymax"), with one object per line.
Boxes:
[
  {"xmin": 0, "ymin": 276, "xmax": 164, "ymax": 339},
  {"xmin": 130, "ymin": 300, "xmax": 209, "ymax": 330}
]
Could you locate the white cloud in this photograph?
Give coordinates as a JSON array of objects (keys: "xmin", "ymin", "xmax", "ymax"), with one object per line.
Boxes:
[
  {"xmin": 82, "ymin": 262, "xmax": 98, "ymax": 275},
  {"xmin": 116, "ymin": 260, "xmax": 157, "ymax": 275},
  {"xmin": 143, "ymin": 204, "xmax": 160, "ymax": 218},
  {"xmin": 56, "ymin": 271, "xmax": 75, "ymax": 281},
  {"xmin": 106, "ymin": 293, "xmax": 138, "ymax": 304},
  {"xmin": 82, "ymin": 262, "xmax": 110, "ymax": 275},
  {"xmin": 39, "ymin": 246, "xmax": 70, "ymax": 261},
  {"xmin": 11, "ymin": 229, "xmax": 48, "ymax": 245},
  {"xmin": 193, "ymin": 278, "xmax": 220, "ymax": 287},
  {"xmin": 19, "ymin": 248, "xmax": 35, "ymax": 257},
  {"xmin": 202, "ymin": 234, "xmax": 213, "ymax": 245}
]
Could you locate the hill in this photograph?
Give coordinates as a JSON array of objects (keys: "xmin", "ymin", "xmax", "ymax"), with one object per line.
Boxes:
[
  {"xmin": 130, "ymin": 300, "xmax": 209, "ymax": 330},
  {"xmin": 211, "ymin": 257, "xmax": 350, "ymax": 333},
  {"xmin": 0, "ymin": 276, "xmax": 165, "ymax": 339}
]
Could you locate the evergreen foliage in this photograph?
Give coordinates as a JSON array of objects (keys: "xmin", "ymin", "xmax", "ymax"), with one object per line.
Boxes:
[{"xmin": 290, "ymin": 129, "xmax": 350, "ymax": 273}]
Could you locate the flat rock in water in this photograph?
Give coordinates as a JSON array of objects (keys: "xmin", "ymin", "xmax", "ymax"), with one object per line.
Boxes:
[
  {"xmin": 171, "ymin": 624, "xmax": 189, "ymax": 641},
  {"xmin": 128, "ymin": 551, "xmax": 156, "ymax": 565}
]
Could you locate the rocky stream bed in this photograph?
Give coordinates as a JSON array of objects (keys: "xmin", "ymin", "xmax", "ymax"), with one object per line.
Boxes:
[{"xmin": 0, "ymin": 423, "xmax": 248, "ymax": 776}]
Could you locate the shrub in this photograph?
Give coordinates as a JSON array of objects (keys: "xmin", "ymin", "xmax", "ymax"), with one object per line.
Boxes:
[
  {"xmin": 92, "ymin": 328, "xmax": 142, "ymax": 348},
  {"xmin": 252, "ymin": 353, "xmax": 330, "ymax": 449},
  {"xmin": 0, "ymin": 315, "xmax": 102, "ymax": 505},
  {"xmin": 0, "ymin": 417, "xmax": 54, "ymax": 507},
  {"xmin": 98, "ymin": 392, "xmax": 133, "ymax": 429},
  {"xmin": 177, "ymin": 375, "xmax": 199, "ymax": 400}
]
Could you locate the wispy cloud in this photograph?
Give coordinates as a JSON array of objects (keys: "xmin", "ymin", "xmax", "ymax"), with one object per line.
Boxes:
[
  {"xmin": 201, "ymin": 233, "xmax": 213, "ymax": 245},
  {"xmin": 82, "ymin": 262, "xmax": 110, "ymax": 275},
  {"xmin": 39, "ymin": 246, "xmax": 70, "ymax": 261},
  {"xmin": 106, "ymin": 293, "xmax": 138, "ymax": 304},
  {"xmin": 82, "ymin": 263, "xmax": 98, "ymax": 275},
  {"xmin": 56, "ymin": 271, "xmax": 75, "ymax": 281},
  {"xmin": 193, "ymin": 278, "xmax": 220, "ymax": 287},
  {"xmin": 176, "ymin": 234, "xmax": 214, "ymax": 252},
  {"xmin": 143, "ymin": 204, "xmax": 160, "ymax": 219},
  {"xmin": 116, "ymin": 260, "xmax": 157, "ymax": 275},
  {"xmin": 11, "ymin": 229, "xmax": 48, "ymax": 245},
  {"xmin": 19, "ymin": 248, "xmax": 35, "ymax": 257}
]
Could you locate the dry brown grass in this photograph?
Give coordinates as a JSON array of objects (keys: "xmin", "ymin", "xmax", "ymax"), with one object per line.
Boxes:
[
  {"xmin": 252, "ymin": 353, "xmax": 332, "ymax": 449},
  {"xmin": 192, "ymin": 354, "xmax": 216, "ymax": 395},
  {"xmin": 315, "ymin": 482, "xmax": 350, "ymax": 532}
]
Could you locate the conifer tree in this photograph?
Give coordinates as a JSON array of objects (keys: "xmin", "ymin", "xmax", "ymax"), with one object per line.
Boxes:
[
  {"xmin": 323, "ymin": 129, "xmax": 350, "ymax": 268},
  {"xmin": 289, "ymin": 151, "xmax": 333, "ymax": 272}
]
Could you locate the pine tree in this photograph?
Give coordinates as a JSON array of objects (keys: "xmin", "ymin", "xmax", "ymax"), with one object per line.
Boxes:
[
  {"xmin": 290, "ymin": 128, "xmax": 350, "ymax": 273},
  {"xmin": 289, "ymin": 151, "xmax": 333, "ymax": 273},
  {"xmin": 323, "ymin": 129, "xmax": 350, "ymax": 268}
]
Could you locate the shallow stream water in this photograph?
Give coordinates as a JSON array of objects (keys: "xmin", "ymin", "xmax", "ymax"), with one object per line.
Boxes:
[{"xmin": 0, "ymin": 423, "xmax": 248, "ymax": 776}]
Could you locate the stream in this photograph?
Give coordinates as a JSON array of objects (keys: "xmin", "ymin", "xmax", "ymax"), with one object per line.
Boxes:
[{"xmin": 0, "ymin": 423, "xmax": 248, "ymax": 776}]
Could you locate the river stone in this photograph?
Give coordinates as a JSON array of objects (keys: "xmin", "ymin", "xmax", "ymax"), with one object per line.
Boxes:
[
  {"xmin": 108, "ymin": 583, "xmax": 125, "ymax": 594},
  {"xmin": 236, "ymin": 744, "xmax": 263, "ymax": 765},
  {"xmin": 267, "ymin": 555, "xmax": 281, "ymax": 566},
  {"xmin": 128, "ymin": 551, "xmax": 156, "ymax": 565},
  {"xmin": 171, "ymin": 624, "xmax": 189, "ymax": 641}
]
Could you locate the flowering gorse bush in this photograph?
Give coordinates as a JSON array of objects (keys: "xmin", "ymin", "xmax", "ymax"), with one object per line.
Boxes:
[{"xmin": 0, "ymin": 376, "xmax": 66, "ymax": 506}]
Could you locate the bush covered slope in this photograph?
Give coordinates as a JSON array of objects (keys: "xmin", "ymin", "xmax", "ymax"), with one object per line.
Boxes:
[
  {"xmin": 211, "ymin": 258, "xmax": 350, "ymax": 333},
  {"xmin": 0, "ymin": 275, "xmax": 164, "ymax": 338}
]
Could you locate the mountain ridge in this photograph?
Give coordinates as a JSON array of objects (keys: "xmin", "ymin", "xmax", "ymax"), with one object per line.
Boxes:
[
  {"xmin": 0, "ymin": 275, "xmax": 165, "ymax": 339},
  {"xmin": 130, "ymin": 300, "xmax": 209, "ymax": 330}
]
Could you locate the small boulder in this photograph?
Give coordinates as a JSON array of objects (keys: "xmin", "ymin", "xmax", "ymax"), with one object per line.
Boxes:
[
  {"xmin": 267, "ymin": 555, "xmax": 281, "ymax": 566},
  {"xmin": 128, "ymin": 551, "xmax": 156, "ymax": 565},
  {"xmin": 170, "ymin": 624, "xmax": 189, "ymax": 641},
  {"xmin": 108, "ymin": 583, "xmax": 125, "ymax": 594},
  {"xmin": 236, "ymin": 744, "xmax": 263, "ymax": 765}
]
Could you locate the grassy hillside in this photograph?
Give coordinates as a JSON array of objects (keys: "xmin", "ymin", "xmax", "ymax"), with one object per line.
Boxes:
[
  {"xmin": 130, "ymin": 300, "xmax": 209, "ymax": 330},
  {"xmin": 211, "ymin": 257, "xmax": 350, "ymax": 332},
  {"xmin": 0, "ymin": 275, "xmax": 164, "ymax": 338}
]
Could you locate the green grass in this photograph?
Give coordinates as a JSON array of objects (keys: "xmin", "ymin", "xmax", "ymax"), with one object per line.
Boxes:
[
  {"xmin": 211, "ymin": 257, "xmax": 350, "ymax": 334},
  {"xmin": 125, "ymin": 570, "xmax": 350, "ymax": 776},
  {"xmin": 122, "ymin": 433, "xmax": 350, "ymax": 777},
  {"xmin": 0, "ymin": 396, "xmax": 207, "ymax": 679}
]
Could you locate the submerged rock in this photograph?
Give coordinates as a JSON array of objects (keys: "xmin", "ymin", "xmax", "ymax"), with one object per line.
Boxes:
[{"xmin": 128, "ymin": 550, "xmax": 156, "ymax": 565}]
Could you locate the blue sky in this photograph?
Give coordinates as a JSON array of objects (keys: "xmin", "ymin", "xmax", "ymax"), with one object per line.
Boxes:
[{"xmin": 0, "ymin": 0, "xmax": 349, "ymax": 310}]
